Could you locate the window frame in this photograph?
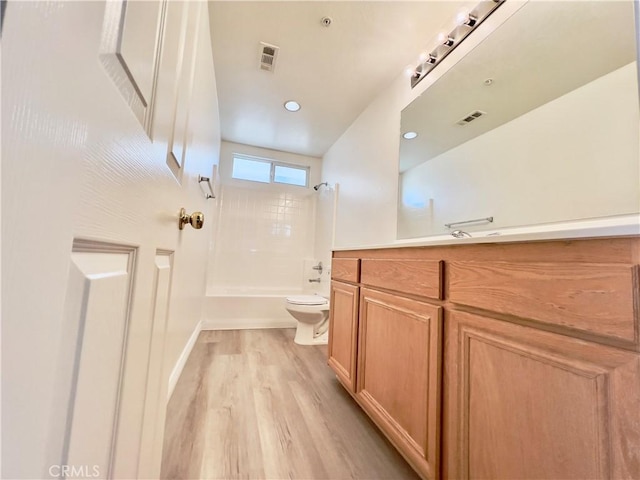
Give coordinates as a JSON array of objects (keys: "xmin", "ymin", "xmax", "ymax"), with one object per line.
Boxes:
[{"xmin": 231, "ymin": 154, "xmax": 310, "ymax": 188}]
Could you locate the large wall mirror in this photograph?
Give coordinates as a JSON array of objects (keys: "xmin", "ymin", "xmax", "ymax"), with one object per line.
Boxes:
[{"xmin": 397, "ymin": 0, "xmax": 639, "ymax": 239}]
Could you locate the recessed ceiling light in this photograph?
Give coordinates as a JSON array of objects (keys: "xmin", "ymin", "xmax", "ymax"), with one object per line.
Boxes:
[
  {"xmin": 403, "ymin": 131, "xmax": 418, "ymax": 140},
  {"xmin": 284, "ymin": 100, "xmax": 301, "ymax": 112}
]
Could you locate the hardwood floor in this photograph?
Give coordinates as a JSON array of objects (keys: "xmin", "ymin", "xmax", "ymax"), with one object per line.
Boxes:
[{"xmin": 161, "ymin": 329, "xmax": 419, "ymax": 479}]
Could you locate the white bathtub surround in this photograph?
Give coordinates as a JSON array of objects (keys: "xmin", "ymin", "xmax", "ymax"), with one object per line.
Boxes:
[
  {"xmin": 203, "ymin": 291, "xmax": 298, "ymax": 330},
  {"xmin": 208, "ymin": 185, "xmax": 317, "ymax": 291},
  {"xmin": 204, "ymin": 142, "xmax": 329, "ymax": 330},
  {"xmin": 204, "ymin": 182, "xmax": 322, "ymax": 329},
  {"xmin": 206, "ymin": 141, "xmax": 323, "ymax": 292},
  {"xmin": 302, "ymin": 258, "xmax": 327, "ymax": 293},
  {"xmin": 204, "ymin": 258, "xmax": 329, "ymax": 331},
  {"xmin": 314, "ymin": 182, "xmax": 338, "ymax": 297}
]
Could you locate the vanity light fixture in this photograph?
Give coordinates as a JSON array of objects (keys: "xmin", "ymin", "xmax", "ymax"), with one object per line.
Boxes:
[
  {"xmin": 458, "ymin": 12, "xmax": 478, "ymax": 27},
  {"xmin": 403, "ymin": 131, "xmax": 418, "ymax": 140},
  {"xmin": 410, "ymin": 0, "xmax": 504, "ymax": 89},
  {"xmin": 284, "ymin": 100, "xmax": 301, "ymax": 112}
]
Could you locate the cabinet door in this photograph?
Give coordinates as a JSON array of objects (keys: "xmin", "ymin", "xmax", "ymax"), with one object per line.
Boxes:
[
  {"xmin": 357, "ymin": 288, "xmax": 442, "ymax": 480},
  {"xmin": 328, "ymin": 281, "xmax": 360, "ymax": 392},
  {"xmin": 444, "ymin": 310, "xmax": 640, "ymax": 480}
]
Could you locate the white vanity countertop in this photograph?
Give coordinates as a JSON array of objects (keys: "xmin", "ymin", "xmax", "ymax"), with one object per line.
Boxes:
[{"xmin": 333, "ymin": 214, "xmax": 640, "ymax": 251}]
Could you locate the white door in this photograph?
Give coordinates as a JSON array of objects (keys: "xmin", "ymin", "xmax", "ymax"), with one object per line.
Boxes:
[{"xmin": 1, "ymin": 1, "xmax": 220, "ymax": 478}]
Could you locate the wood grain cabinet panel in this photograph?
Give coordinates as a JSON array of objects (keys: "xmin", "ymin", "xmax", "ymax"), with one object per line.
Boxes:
[
  {"xmin": 328, "ymin": 281, "xmax": 360, "ymax": 392},
  {"xmin": 361, "ymin": 259, "xmax": 442, "ymax": 300},
  {"xmin": 357, "ymin": 288, "xmax": 442, "ymax": 480},
  {"xmin": 331, "ymin": 258, "xmax": 360, "ymax": 283},
  {"xmin": 448, "ymin": 261, "xmax": 640, "ymax": 346},
  {"xmin": 444, "ymin": 310, "xmax": 640, "ymax": 480}
]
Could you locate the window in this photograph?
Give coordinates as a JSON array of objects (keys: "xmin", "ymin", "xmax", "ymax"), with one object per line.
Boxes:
[
  {"xmin": 231, "ymin": 155, "xmax": 309, "ymax": 187},
  {"xmin": 273, "ymin": 164, "xmax": 307, "ymax": 187},
  {"xmin": 232, "ymin": 157, "xmax": 271, "ymax": 183}
]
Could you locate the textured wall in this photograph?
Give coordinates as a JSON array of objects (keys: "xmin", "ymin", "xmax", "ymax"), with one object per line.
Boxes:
[{"xmin": 2, "ymin": 1, "xmax": 220, "ymax": 477}]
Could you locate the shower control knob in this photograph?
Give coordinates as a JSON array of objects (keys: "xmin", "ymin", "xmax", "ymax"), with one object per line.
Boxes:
[{"xmin": 178, "ymin": 208, "xmax": 204, "ymax": 230}]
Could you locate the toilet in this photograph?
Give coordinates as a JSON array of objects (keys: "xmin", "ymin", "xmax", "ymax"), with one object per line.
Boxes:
[{"xmin": 285, "ymin": 295, "xmax": 330, "ymax": 345}]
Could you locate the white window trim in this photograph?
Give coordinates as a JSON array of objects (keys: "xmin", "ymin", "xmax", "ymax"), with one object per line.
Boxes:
[{"xmin": 232, "ymin": 154, "xmax": 310, "ymax": 188}]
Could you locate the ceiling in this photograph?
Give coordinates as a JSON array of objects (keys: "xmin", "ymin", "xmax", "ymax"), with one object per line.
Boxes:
[{"xmin": 208, "ymin": 1, "xmax": 468, "ymax": 158}]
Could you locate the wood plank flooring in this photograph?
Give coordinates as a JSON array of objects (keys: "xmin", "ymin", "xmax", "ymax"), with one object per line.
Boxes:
[{"xmin": 161, "ymin": 329, "xmax": 419, "ymax": 479}]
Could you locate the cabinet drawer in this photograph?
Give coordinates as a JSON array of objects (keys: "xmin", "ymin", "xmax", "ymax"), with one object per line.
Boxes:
[
  {"xmin": 331, "ymin": 258, "xmax": 360, "ymax": 283},
  {"xmin": 448, "ymin": 261, "xmax": 640, "ymax": 346},
  {"xmin": 361, "ymin": 259, "xmax": 442, "ymax": 300}
]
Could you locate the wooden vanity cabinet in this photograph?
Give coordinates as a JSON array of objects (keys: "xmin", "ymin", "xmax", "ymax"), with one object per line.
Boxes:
[
  {"xmin": 328, "ymin": 281, "xmax": 359, "ymax": 392},
  {"xmin": 329, "ymin": 256, "xmax": 444, "ymax": 479},
  {"xmin": 443, "ymin": 309, "xmax": 640, "ymax": 480},
  {"xmin": 329, "ymin": 237, "xmax": 640, "ymax": 480},
  {"xmin": 357, "ymin": 288, "xmax": 442, "ymax": 480},
  {"xmin": 328, "ymin": 258, "xmax": 362, "ymax": 392}
]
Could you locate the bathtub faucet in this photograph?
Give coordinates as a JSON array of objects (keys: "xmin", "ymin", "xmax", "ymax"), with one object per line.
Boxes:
[
  {"xmin": 312, "ymin": 261, "xmax": 323, "ymax": 274},
  {"xmin": 308, "ymin": 278, "xmax": 321, "ymax": 283}
]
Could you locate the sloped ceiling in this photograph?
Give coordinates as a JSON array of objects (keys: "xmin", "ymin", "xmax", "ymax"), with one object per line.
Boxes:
[{"xmin": 208, "ymin": 1, "xmax": 468, "ymax": 158}]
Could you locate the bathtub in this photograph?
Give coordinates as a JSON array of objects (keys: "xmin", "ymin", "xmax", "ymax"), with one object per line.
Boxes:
[{"xmin": 203, "ymin": 288, "xmax": 310, "ymax": 330}]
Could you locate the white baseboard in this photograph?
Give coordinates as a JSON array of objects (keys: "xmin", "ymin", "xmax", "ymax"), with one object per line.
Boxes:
[
  {"xmin": 167, "ymin": 320, "xmax": 203, "ymax": 400},
  {"xmin": 201, "ymin": 318, "xmax": 296, "ymax": 330}
]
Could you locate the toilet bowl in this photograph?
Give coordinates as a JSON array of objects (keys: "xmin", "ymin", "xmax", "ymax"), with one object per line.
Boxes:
[{"xmin": 285, "ymin": 295, "xmax": 330, "ymax": 345}]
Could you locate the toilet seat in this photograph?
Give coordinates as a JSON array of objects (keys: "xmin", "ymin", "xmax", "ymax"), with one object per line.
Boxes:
[{"xmin": 286, "ymin": 295, "xmax": 328, "ymax": 306}]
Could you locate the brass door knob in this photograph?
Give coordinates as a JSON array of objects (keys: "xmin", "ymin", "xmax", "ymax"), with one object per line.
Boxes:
[{"xmin": 179, "ymin": 208, "xmax": 204, "ymax": 230}]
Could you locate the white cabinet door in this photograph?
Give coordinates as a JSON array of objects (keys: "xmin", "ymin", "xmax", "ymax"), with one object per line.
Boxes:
[{"xmin": 1, "ymin": 1, "xmax": 219, "ymax": 478}]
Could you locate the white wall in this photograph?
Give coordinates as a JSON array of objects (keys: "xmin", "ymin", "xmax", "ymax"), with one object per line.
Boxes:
[
  {"xmin": 399, "ymin": 62, "xmax": 640, "ymax": 238},
  {"xmin": 321, "ymin": 81, "xmax": 405, "ymax": 248},
  {"xmin": 206, "ymin": 141, "xmax": 324, "ymax": 295},
  {"xmin": 320, "ymin": 0, "xmax": 639, "ymax": 248},
  {"xmin": 2, "ymin": 2, "xmax": 219, "ymax": 478},
  {"xmin": 319, "ymin": 1, "xmax": 525, "ymax": 248}
]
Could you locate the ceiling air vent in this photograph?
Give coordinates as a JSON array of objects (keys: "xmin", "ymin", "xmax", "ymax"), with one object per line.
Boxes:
[
  {"xmin": 456, "ymin": 110, "xmax": 486, "ymax": 126},
  {"xmin": 259, "ymin": 42, "xmax": 279, "ymax": 72}
]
